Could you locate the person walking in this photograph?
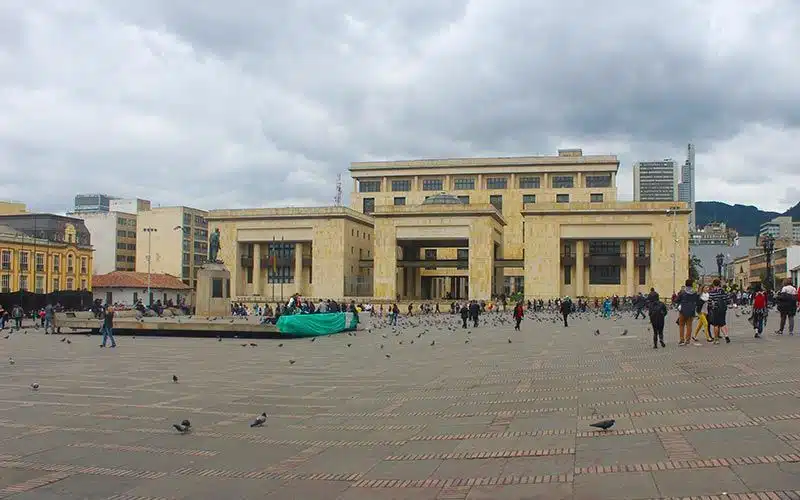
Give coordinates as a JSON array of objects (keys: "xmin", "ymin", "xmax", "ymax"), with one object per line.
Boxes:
[
  {"xmin": 649, "ymin": 297, "xmax": 668, "ymax": 349},
  {"xmin": 99, "ymin": 305, "xmax": 117, "ymax": 348},
  {"xmin": 469, "ymin": 300, "xmax": 480, "ymax": 327},
  {"xmin": 44, "ymin": 303, "xmax": 55, "ymax": 335},
  {"xmin": 513, "ymin": 301, "xmax": 524, "ymax": 331},
  {"xmin": 11, "ymin": 305, "xmax": 23, "ymax": 331},
  {"xmin": 776, "ymin": 279, "xmax": 798, "ymax": 335},
  {"xmin": 460, "ymin": 303, "xmax": 469, "ymax": 329},
  {"xmin": 752, "ymin": 285, "xmax": 768, "ymax": 338},
  {"xmin": 560, "ymin": 296, "xmax": 573, "ymax": 327},
  {"xmin": 676, "ymin": 279, "xmax": 699, "ymax": 346},
  {"xmin": 707, "ymin": 279, "xmax": 730, "ymax": 344},
  {"xmin": 633, "ymin": 293, "xmax": 646, "ymax": 319},
  {"xmin": 692, "ymin": 287, "xmax": 713, "ymax": 342}
]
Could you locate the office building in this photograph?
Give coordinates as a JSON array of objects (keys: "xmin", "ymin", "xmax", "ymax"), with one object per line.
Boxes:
[
  {"xmin": 760, "ymin": 216, "xmax": 800, "ymax": 242},
  {"xmin": 678, "ymin": 143, "xmax": 696, "ymax": 230},
  {"xmin": 72, "ymin": 193, "xmax": 116, "ymax": 214},
  {"xmin": 135, "ymin": 206, "xmax": 209, "ymax": 289},
  {"xmin": 69, "ymin": 211, "xmax": 137, "ymax": 274},
  {"xmin": 206, "ymin": 150, "xmax": 691, "ymax": 302},
  {"xmin": 633, "ymin": 160, "xmax": 679, "ymax": 202},
  {"xmin": 109, "ymin": 198, "xmax": 151, "ymax": 215}
]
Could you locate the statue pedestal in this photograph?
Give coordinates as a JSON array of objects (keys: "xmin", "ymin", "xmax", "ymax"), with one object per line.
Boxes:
[{"xmin": 195, "ymin": 263, "xmax": 232, "ymax": 317}]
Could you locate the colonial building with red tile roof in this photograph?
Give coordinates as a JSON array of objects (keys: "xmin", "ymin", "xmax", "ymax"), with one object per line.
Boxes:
[{"xmin": 92, "ymin": 271, "xmax": 192, "ymax": 306}]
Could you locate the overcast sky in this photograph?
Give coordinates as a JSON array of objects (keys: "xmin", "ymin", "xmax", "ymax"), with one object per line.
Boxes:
[{"xmin": 1, "ymin": 1, "xmax": 798, "ymax": 214}]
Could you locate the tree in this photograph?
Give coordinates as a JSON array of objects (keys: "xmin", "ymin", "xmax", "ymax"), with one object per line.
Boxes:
[{"xmin": 689, "ymin": 255, "xmax": 702, "ymax": 282}]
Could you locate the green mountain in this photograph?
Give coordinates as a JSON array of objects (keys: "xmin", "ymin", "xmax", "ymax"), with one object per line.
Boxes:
[{"xmin": 695, "ymin": 201, "xmax": 800, "ymax": 236}]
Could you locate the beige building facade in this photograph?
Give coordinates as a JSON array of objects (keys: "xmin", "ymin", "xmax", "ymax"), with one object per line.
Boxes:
[
  {"xmin": 206, "ymin": 207, "xmax": 374, "ymax": 302},
  {"xmin": 135, "ymin": 206, "xmax": 208, "ymax": 289}
]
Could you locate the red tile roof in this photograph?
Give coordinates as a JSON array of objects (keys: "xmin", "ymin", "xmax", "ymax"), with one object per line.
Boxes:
[{"xmin": 92, "ymin": 271, "xmax": 191, "ymax": 290}]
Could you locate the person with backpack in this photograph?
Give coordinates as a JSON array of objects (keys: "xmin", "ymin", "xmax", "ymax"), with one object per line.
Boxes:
[
  {"xmin": 707, "ymin": 279, "xmax": 731, "ymax": 344},
  {"xmin": 776, "ymin": 278, "xmax": 798, "ymax": 335},
  {"xmin": 513, "ymin": 301, "xmax": 524, "ymax": 331},
  {"xmin": 676, "ymin": 279, "xmax": 699, "ymax": 346},
  {"xmin": 649, "ymin": 297, "xmax": 668, "ymax": 349}
]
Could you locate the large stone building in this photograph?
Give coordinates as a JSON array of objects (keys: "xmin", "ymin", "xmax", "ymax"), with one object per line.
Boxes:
[
  {"xmin": 633, "ymin": 160, "xmax": 679, "ymax": 202},
  {"xmin": 0, "ymin": 203, "xmax": 94, "ymax": 293},
  {"xmin": 209, "ymin": 151, "xmax": 690, "ymax": 302},
  {"xmin": 135, "ymin": 206, "xmax": 208, "ymax": 289}
]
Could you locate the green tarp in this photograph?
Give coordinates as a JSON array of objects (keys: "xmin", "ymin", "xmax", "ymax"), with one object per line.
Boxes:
[{"xmin": 276, "ymin": 312, "xmax": 358, "ymax": 337}]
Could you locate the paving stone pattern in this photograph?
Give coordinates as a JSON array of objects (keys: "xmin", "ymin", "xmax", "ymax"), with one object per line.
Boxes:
[{"xmin": 2, "ymin": 309, "xmax": 800, "ymax": 499}]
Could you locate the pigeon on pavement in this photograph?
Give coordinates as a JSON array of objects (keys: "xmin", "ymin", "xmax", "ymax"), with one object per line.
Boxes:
[
  {"xmin": 589, "ymin": 419, "xmax": 615, "ymax": 431},
  {"xmin": 173, "ymin": 419, "xmax": 191, "ymax": 433},
  {"xmin": 250, "ymin": 412, "xmax": 267, "ymax": 427}
]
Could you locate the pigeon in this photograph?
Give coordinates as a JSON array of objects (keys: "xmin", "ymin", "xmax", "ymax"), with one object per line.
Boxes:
[
  {"xmin": 172, "ymin": 375, "xmax": 179, "ymax": 383},
  {"xmin": 589, "ymin": 419, "xmax": 615, "ymax": 431},
  {"xmin": 621, "ymin": 329, "xmax": 628, "ymax": 336},
  {"xmin": 289, "ymin": 359, "xmax": 296, "ymax": 365},
  {"xmin": 385, "ymin": 354, "xmax": 391, "ymax": 358},
  {"xmin": 217, "ymin": 335, "xmax": 222, "ymax": 342},
  {"xmin": 60, "ymin": 337, "xmax": 66, "ymax": 342},
  {"xmin": 9, "ymin": 357, "xmax": 15, "ymax": 365},
  {"xmin": 347, "ymin": 343, "xmax": 351, "ymax": 347},
  {"xmin": 430, "ymin": 340, "xmax": 435, "ymax": 346},
  {"xmin": 249, "ymin": 343, "xmax": 257, "ymax": 347},
  {"xmin": 3, "ymin": 335, "xmax": 9, "ymax": 339},
  {"xmin": 67, "ymin": 339, "xmax": 71, "ymax": 344},
  {"xmin": 508, "ymin": 338, "xmax": 512, "ymax": 343},
  {"xmin": 310, "ymin": 337, "xmax": 316, "ymax": 342},
  {"xmin": 241, "ymin": 344, "xmax": 247, "ymax": 347},
  {"xmin": 30, "ymin": 382, "xmax": 39, "ymax": 391},
  {"xmin": 594, "ymin": 329, "xmax": 601, "ymax": 336},
  {"xmin": 250, "ymin": 412, "xmax": 267, "ymax": 427},
  {"xmin": 278, "ymin": 343, "xmax": 283, "ymax": 347},
  {"xmin": 173, "ymin": 419, "xmax": 191, "ymax": 434}
]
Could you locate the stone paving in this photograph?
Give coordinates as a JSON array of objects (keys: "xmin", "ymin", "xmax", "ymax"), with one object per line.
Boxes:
[{"xmin": 2, "ymin": 309, "xmax": 800, "ymax": 499}]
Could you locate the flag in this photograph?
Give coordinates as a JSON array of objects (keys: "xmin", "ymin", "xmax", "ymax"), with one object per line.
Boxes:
[{"xmin": 271, "ymin": 254, "xmax": 277, "ymax": 273}]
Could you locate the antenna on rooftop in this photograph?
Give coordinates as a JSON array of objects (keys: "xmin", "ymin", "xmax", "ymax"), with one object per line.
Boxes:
[{"xmin": 334, "ymin": 174, "xmax": 343, "ymax": 206}]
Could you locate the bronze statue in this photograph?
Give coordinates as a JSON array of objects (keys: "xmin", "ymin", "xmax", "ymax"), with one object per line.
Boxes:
[{"xmin": 208, "ymin": 228, "xmax": 222, "ymax": 263}]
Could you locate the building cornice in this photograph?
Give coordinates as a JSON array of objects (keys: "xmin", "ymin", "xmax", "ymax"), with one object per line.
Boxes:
[
  {"xmin": 350, "ymin": 155, "xmax": 620, "ymax": 172},
  {"xmin": 522, "ymin": 201, "xmax": 692, "ymax": 216},
  {"xmin": 207, "ymin": 206, "xmax": 374, "ymax": 227},
  {"xmin": 371, "ymin": 203, "xmax": 506, "ymax": 226}
]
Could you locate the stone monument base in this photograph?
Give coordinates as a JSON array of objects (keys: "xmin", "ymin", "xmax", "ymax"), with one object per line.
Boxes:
[{"xmin": 195, "ymin": 262, "xmax": 232, "ymax": 317}]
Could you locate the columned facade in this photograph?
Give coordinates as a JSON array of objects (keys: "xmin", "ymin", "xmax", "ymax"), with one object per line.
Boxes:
[{"xmin": 523, "ymin": 202, "xmax": 691, "ymax": 299}]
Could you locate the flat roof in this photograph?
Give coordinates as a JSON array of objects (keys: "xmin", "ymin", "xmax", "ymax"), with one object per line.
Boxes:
[
  {"xmin": 206, "ymin": 206, "xmax": 374, "ymax": 226},
  {"xmin": 350, "ymin": 153, "xmax": 620, "ymax": 172},
  {"xmin": 521, "ymin": 201, "xmax": 692, "ymax": 216}
]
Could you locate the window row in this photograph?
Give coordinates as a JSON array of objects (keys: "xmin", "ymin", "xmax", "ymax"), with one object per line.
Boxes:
[
  {"xmin": 358, "ymin": 174, "xmax": 612, "ymax": 192},
  {"xmin": 562, "ymin": 265, "xmax": 648, "ymax": 286},
  {"xmin": 0, "ymin": 274, "xmax": 84, "ymax": 293},
  {"xmin": 0, "ymin": 251, "xmax": 86, "ymax": 273},
  {"xmin": 367, "ymin": 192, "xmax": 605, "ymax": 212}
]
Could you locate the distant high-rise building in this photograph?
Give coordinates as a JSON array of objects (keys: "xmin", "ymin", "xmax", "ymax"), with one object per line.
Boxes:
[
  {"xmin": 73, "ymin": 193, "xmax": 117, "ymax": 214},
  {"xmin": 109, "ymin": 198, "xmax": 151, "ymax": 215},
  {"xmin": 760, "ymin": 216, "xmax": 800, "ymax": 242},
  {"xmin": 678, "ymin": 144, "xmax": 696, "ymax": 230},
  {"xmin": 633, "ymin": 160, "xmax": 679, "ymax": 202},
  {"xmin": 68, "ymin": 211, "xmax": 138, "ymax": 274}
]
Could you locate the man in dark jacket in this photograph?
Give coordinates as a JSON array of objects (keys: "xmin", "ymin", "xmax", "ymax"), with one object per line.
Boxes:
[
  {"xmin": 649, "ymin": 299, "xmax": 668, "ymax": 349},
  {"xmin": 560, "ymin": 296, "xmax": 573, "ymax": 327},
  {"xmin": 460, "ymin": 304, "xmax": 469, "ymax": 329},
  {"xmin": 468, "ymin": 301, "xmax": 480, "ymax": 327},
  {"xmin": 707, "ymin": 279, "xmax": 730, "ymax": 344},
  {"xmin": 776, "ymin": 279, "xmax": 798, "ymax": 335},
  {"xmin": 676, "ymin": 279, "xmax": 698, "ymax": 346},
  {"xmin": 633, "ymin": 293, "xmax": 646, "ymax": 319}
]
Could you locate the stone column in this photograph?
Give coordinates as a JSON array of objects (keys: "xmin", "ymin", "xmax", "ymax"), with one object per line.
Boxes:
[
  {"xmin": 252, "ymin": 243, "xmax": 261, "ymax": 296},
  {"xmin": 626, "ymin": 239, "xmax": 635, "ymax": 296},
  {"xmin": 575, "ymin": 240, "xmax": 585, "ymax": 297},
  {"xmin": 294, "ymin": 242, "xmax": 304, "ymax": 295},
  {"xmin": 468, "ymin": 219, "xmax": 495, "ymax": 300},
  {"xmin": 373, "ymin": 221, "xmax": 397, "ymax": 300}
]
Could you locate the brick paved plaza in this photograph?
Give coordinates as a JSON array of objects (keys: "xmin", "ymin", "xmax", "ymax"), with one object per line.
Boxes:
[{"xmin": 2, "ymin": 310, "xmax": 800, "ymax": 499}]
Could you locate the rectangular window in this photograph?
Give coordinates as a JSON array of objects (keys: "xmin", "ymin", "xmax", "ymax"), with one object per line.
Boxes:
[
  {"xmin": 564, "ymin": 265, "xmax": 572, "ymax": 285},
  {"xmin": 66, "ymin": 277, "xmax": 74, "ymax": 290},
  {"xmin": 19, "ymin": 275, "xmax": 28, "ymax": 291},
  {"xmin": 552, "ymin": 175, "xmax": 574, "ymax": 188},
  {"xmin": 1, "ymin": 274, "xmax": 9, "ymax": 293},
  {"xmin": 454, "ymin": 178, "xmax": 475, "ymax": 190},
  {"xmin": 52, "ymin": 277, "xmax": 59, "ymax": 291},
  {"xmin": 183, "ymin": 213, "xmax": 192, "ymax": 225},
  {"xmin": 212, "ymin": 278, "xmax": 223, "ymax": 298},
  {"xmin": 183, "ymin": 252, "xmax": 190, "ymax": 265},
  {"xmin": 457, "ymin": 249, "xmax": 468, "ymax": 270},
  {"xmin": 246, "ymin": 266, "xmax": 253, "ymax": 284},
  {"xmin": 637, "ymin": 240, "xmax": 647, "ymax": 256},
  {"xmin": 19, "ymin": 251, "xmax": 28, "ymax": 272},
  {"xmin": 393, "ymin": 197, "xmax": 406, "ymax": 206},
  {"xmin": 522, "ymin": 194, "xmax": 536, "ymax": 204},
  {"xmin": 358, "ymin": 180, "xmax": 381, "ymax": 192},
  {"xmin": 182, "ymin": 266, "xmax": 191, "ymax": 278},
  {"xmin": 590, "ymin": 193, "xmax": 604, "ymax": 203},
  {"xmin": 639, "ymin": 265, "xmax": 647, "ymax": 285},
  {"xmin": 53, "ymin": 255, "xmax": 60, "ymax": 272},
  {"xmin": 35, "ymin": 276, "xmax": 44, "ymax": 294},
  {"xmin": 80, "ymin": 257, "xmax": 88, "ymax": 274},
  {"xmin": 556, "ymin": 194, "xmax": 570, "ymax": 203},
  {"xmin": 67, "ymin": 255, "xmax": 74, "ymax": 273},
  {"xmin": 489, "ymin": 195, "xmax": 503, "ymax": 210},
  {"xmin": 126, "ymin": 231, "xmax": 136, "ymax": 238},
  {"xmin": 80, "ymin": 278, "xmax": 87, "ymax": 290},
  {"xmin": 422, "ymin": 178, "xmax": 443, "ymax": 191},
  {"xmin": 117, "ymin": 229, "xmax": 126, "ymax": 237},
  {"xmin": 424, "ymin": 249, "xmax": 437, "ymax": 270},
  {"xmin": 518, "ymin": 176, "xmax": 541, "ymax": 189},
  {"xmin": 1, "ymin": 250, "xmax": 10, "ymax": 270},
  {"xmin": 33, "ymin": 253, "xmax": 42, "ymax": 272},
  {"xmin": 585, "ymin": 174, "xmax": 612, "ymax": 188},
  {"xmin": 457, "ymin": 195, "xmax": 470, "ymax": 204},
  {"xmin": 362, "ymin": 197, "xmax": 375, "ymax": 214},
  {"xmin": 589, "ymin": 240, "xmax": 621, "ymax": 255},
  {"xmin": 589, "ymin": 265, "xmax": 621, "ymax": 285},
  {"xmin": 486, "ymin": 177, "xmax": 508, "ymax": 189},
  {"xmin": 563, "ymin": 242, "xmax": 572, "ymax": 256},
  {"xmin": 127, "ymin": 243, "xmax": 135, "ymax": 250},
  {"xmin": 391, "ymin": 179, "xmax": 410, "ymax": 191}
]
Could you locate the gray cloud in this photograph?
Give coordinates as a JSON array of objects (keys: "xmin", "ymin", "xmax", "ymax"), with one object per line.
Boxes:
[{"xmin": 0, "ymin": 0, "xmax": 798, "ymax": 214}]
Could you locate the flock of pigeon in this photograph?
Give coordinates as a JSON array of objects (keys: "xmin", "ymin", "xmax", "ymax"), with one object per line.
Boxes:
[{"xmin": 3, "ymin": 306, "xmax": 684, "ymax": 435}]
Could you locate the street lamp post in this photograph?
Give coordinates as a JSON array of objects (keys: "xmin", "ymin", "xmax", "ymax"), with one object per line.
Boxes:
[
  {"xmin": 715, "ymin": 253, "xmax": 725, "ymax": 280},
  {"xmin": 762, "ymin": 234, "xmax": 775, "ymax": 292},
  {"xmin": 143, "ymin": 227, "xmax": 157, "ymax": 307}
]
